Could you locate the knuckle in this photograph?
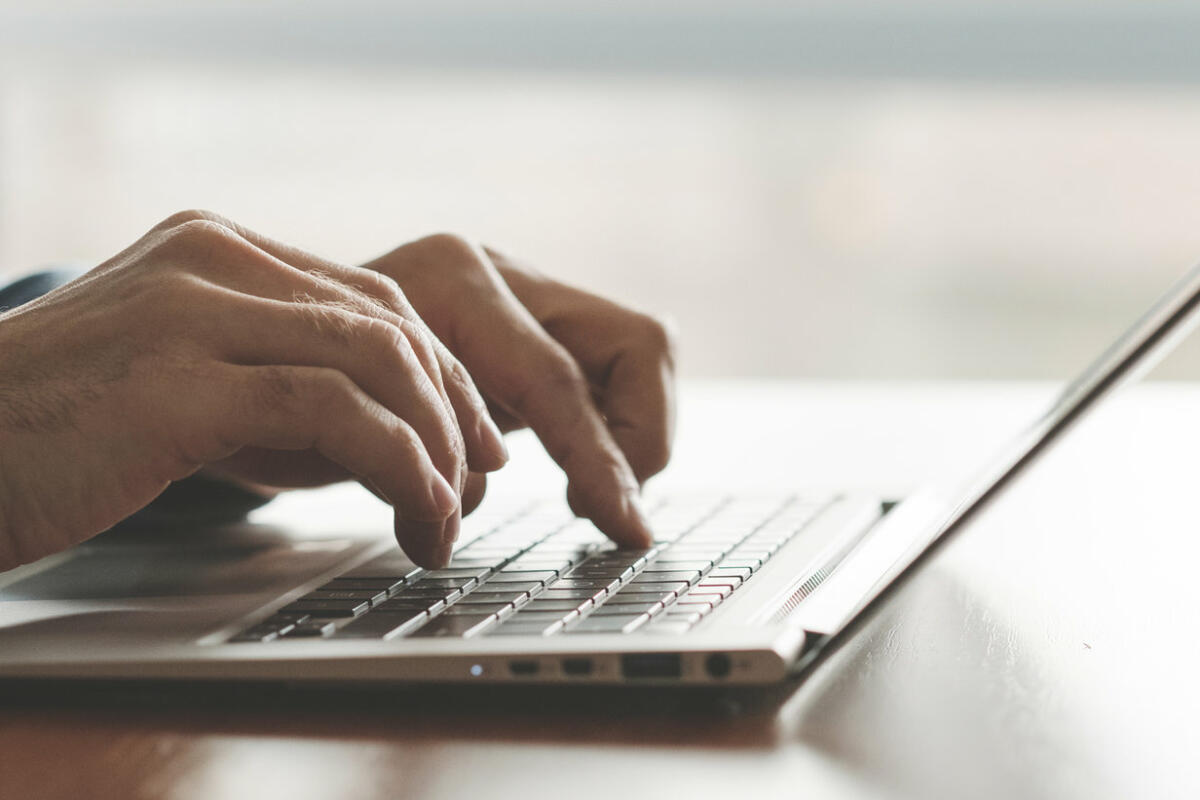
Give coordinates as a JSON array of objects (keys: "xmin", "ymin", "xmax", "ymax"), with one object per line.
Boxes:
[
  {"xmin": 303, "ymin": 367, "xmax": 357, "ymax": 410},
  {"xmin": 417, "ymin": 232, "xmax": 489, "ymax": 279},
  {"xmin": 137, "ymin": 270, "xmax": 214, "ymax": 318},
  {"xmin": 365, "ymin": 317, "xmax": 414, "ymax": 362},
  {"xmin": 151, "ymin": 209, "xmax": 229, "ymax": 236},
  {"xmin": 636, "ymin": 312, "xmax": 679, "ymax": 362},
  {"xmin": 420, "ymin": 231, "xmax": 475, "ymax": 256},
  {"xmin": 299, "ymin": 303, "xmax": 359, "ymax": 347},
  {"xmin": 514, "ymin": 353, "xmax": 586, "ymax": 415},
  {"xmin": 154, "ymin": 218, "xmax": 239, "ymax": 261},
  {"xmin": 362, "ymin": 270, "xmax": 409, "ymax": 311},
  {"xmin": 397, "ymin": 317, "xmax": 435, "ymax": 355},
  {"xmin": 447, "ymin": 356, "xmax": 485, "ymax": 406},
  {"xmin": 545, "ymin": 354, "xmax": 588, "ymax": 394}
]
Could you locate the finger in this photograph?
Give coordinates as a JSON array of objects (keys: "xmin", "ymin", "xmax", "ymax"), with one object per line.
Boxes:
[
  {"xmin": 204, "ymin": 286, "xmax": 466, "ymax": 500},
  {"xmin": 486, "ymin": 247, "xmax": 677, "ymax": 482},
  {"xmin": 505, "ymin": 348, "xmax": 652, "ymax": 547},
  {"xmin": 167, "ymin": 214, "xmax": 505, "ymax": 476},
  {"xmin": 462, "ymin": 471, "xmax": 488, "ymax": 516},
  {"xmin": 208, "ymin": 448, "xmax": 350, "ymax": 488},
  {"xmin": 181, "ymin": 364, "xmax": 459, "ymax": 567},
  {"xmin": 388, "ymin": 236, "xmax": 652, "ymax": 547},
  {"xmin": 299, "ymin": 264, "xmax": 509, "ymax": 474}
]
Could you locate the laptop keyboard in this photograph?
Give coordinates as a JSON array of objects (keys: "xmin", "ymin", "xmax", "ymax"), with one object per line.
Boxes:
[{"xmin": 229, "ymin": 494, "xmax": 831, "ymax": 643}]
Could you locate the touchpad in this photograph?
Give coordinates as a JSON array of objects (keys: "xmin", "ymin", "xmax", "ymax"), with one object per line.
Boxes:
[{"xmin": 0, "ymin": 538, "xmax": 359, "ymax": 600}]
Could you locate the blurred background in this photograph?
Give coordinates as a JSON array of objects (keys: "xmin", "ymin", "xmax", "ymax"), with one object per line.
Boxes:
[{"xmin": 3, "ymin": 0, "xmax": 1200, "ymax": 379}]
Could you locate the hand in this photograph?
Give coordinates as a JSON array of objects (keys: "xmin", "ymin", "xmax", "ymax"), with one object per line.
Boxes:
[
  {"xmin": 363, "ymin": 235, "xmax": 677, "ymax": 548},
  {"xmin": 0, "ymin": 211, "xmax": 507, "ymax": 571}
]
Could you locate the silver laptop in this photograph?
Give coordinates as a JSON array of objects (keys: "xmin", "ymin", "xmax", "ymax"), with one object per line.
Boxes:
[{"xmin": 2, "ymin": 263, "xmax": 1198, "ymax": 688}]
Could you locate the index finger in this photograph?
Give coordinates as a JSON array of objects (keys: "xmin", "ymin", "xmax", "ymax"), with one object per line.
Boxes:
[
  {"xmin": 399, "ymin": 238, "xmax": 653, "ymax": 547},
  {"xmin": 486, "ymin": 253, "xmax": 677, "ymax": 483}
]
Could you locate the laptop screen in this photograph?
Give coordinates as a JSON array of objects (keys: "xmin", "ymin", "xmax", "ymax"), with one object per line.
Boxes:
[{"xmin": 804, "ymin": 260, "xmax": 1200, "ymax": 638}]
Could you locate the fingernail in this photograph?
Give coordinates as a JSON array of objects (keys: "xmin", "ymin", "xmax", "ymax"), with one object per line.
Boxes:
[
  {"xmin": 429, "ymin": 540, "xmax": 454, "ymax": 569},
  {"xmin": 478, "ymin": 415, "xmax": 509, "ymax": 466},
  {"xmin": 430, "ymin": 472, "xmax": 459, "ymax": 518},
  {"xmin": 441, "ymin": 509, "xmax": 461, "ymax": 545},
  {"xmin": 624, "ymin": 490, "xmax": 655, "ymax": 547}
]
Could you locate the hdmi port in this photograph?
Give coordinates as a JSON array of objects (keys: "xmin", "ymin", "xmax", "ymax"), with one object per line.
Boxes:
[
  {"xmin": 509, "ymin": 660, "xmax": 539, "ymax": 676},
  {"xmin": 562, "ymin": 658, "xmax": 594, "ymax": 676},
  {"xmin": 621, "ymin": 653, "xmax": 682, "ymax": 680}
]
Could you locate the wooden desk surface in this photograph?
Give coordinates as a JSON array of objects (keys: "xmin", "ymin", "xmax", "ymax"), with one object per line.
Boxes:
[{"xmin": 3, "ymin": 381, "xmax": 1199, "ymax": 800}]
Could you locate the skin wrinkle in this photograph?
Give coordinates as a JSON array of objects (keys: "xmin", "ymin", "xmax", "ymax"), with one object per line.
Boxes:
[
  {"xmin": 0, "ymin": 210, "xmax": 671, "ymax": 569},
  {"xmin": 0, "ymin": 331, "xmax": 135, "ymax": 435}
]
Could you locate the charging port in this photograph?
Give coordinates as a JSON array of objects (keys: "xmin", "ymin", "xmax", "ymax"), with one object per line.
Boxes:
[
  {"xmin": 621, "ymin": 653, "xmax": 682, "ymax": 680},
  {"xmin": 561, "ymin": 658, "xmax": 594, "ymax": 677},
  {"xmin": 508, "ymin": 660, "xmax": 539, "ymax": 676}
]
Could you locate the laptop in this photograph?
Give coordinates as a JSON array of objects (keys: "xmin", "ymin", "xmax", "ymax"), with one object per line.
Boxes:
[{"xmin": 1, "ymin": 263, "xmax": 1198, "ymax": 689}]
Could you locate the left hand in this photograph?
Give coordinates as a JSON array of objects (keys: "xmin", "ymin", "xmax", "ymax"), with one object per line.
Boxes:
[{"xmin": 363, "ymin": 234, "xmax": 678, "ymax": 548}]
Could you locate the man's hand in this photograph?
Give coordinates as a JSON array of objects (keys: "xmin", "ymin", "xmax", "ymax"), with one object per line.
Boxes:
[
  {"xmin": 0, "ymin": 211, "xmax": 508, "ymax": 570},
  {"xmin": 363, "ymin": 235, "xmax": 677, "ymax": 549}
]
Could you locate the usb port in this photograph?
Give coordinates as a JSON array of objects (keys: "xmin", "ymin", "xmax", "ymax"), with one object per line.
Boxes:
[
  {"xmin": 508, "ymin": 660, "xmax": 539, "ymax": 676},
  {"xmin": 561, "ymin": 658, "xmax": 593, "ymax": 676},
  {"xmin": 620, "ymin": 653, "xmax": 682, "ymax": 680}
]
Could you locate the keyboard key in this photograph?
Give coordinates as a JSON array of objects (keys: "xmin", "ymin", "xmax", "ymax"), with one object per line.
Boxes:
[
  {"xmin": 539, "ymin": 587, "xmax": 605, "ymax": 600},
  {"xmin": 569, "ymin": 566, "xmax": 635, "ymax": 579},
  {"xmin": 334, "ymin": 609, "xmax": 425, "ymax": 639},
  {"xmin": 548, "ymin": 578, "xmax": 620, "ymax": 592},
  {"xmin": 391, "ymin": 588, "xmax": 463, "ymax": 603},
  {"xmin": 409, "ymin": 614, "xmax": 496, "ymax": 638},
  {"xmin": 583, "ymin": 553, "xmax": 651, "ymax": 568},
  {"xmin": 644, "ymin": 560, "xmax": 713, "ymax": 572},
  {"xmin": 280, "ymin": 599, "xmax": 370, "ymax": 618},
  {"xmin": 673, "ymin": 600, "xmax": 714, "ymax": 613},
  {"xmin": 324, "ymin": 577, "xmax": 405, "ymax": 592},
  {"xmin": 505, "ymin": 557, "xmax": 572, "ymax": 572},
  {"xmin": 445, "ymin": 557, "xmax": 507, "ymax": 569},
  {"xmin": 708, "ymin": 567, "xmax": 753, "ymax": 581},
  {"xmin": 443, "ymin": 602, "xmax": 511, "ymax": 616},
  {"xmin": 343, "ymin": 555, "xmax": 421, "ymax": 580},
  {"xmin": 664, "ymin": 610, "xmax": 703, "ymax": 625},
  {"xmin": 524, "ymin": 546, "xmax": 593, "ymax": 560},
  {"xmin": 566, "ymin": 614, "xmax": 649, "ymax": 634},
  {"xmin": 491, "ymin": 570, "xmax": 559, "ymax": 584},
  {"xmin": 691, "ymin": 583, "xmax": 735, "ymax": 599},
  {"xmin": 635, "ymin": 569, "xmax": 701, "ymax": 584},
  {"xmin": 591, "ymin": 602, "xmax": 664, "ymax": 617},
  {"xmin": 524, "ymin": 598, "xmax": 591, "ymax": 613},
  {"xmin": 424, "ymin": 568, "xmax": 490, "ymax": 580},
  {"xmin": 622, "ymin": 580, "xmax": 689, "ymax": 594},
  {"xmin": 661, "ymin": 547, "xmax": 727, "ymax": 558},
  {"xmin": 410, "ymin": 577, "xmax": 479, "ymax": 590},
  {"xmin": 719, "ymin": 559, "xmax": 762, "ymax": 571},
  {"xmin": 284, "ymin": 619, "xmax": 338, "ymax": 637},
  {"xmin": 376, "ymin": 598, "xmax": 445, "ymax": 614},
  {"xmin": 486, "ymin": 621, "xmax": 558, "ymax": 636},
  {"xmin": 229, "ymin": 625, "xmax": 281, "ymax": 643},
  {"xmin": 604, "ymin": 595, "xmax": 674, "ymax": 612},
  {"xmin": 504, "ymin": 610, "xmax": 573, "ymax": 624},
  {"xmin": 470, "ymin": 580, "xmax": 542, "ymax": 594},
  {"xmin": 458, "ymin": 591, "xmax": 531, "ymax": 605},
  {"xmin": 307, "ymin": 589, "xmax": 389, "ymax": 604}
]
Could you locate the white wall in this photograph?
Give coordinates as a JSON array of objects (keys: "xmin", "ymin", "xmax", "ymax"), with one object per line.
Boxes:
[{"xmin": 3, "ymin": 2, "xmax": 1200, "ymax": 379}]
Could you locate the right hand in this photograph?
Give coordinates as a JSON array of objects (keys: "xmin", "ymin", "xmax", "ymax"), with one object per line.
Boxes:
[{"xmin": 0, "ymin": 210, "xmax": 508, "ymax": 571}]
